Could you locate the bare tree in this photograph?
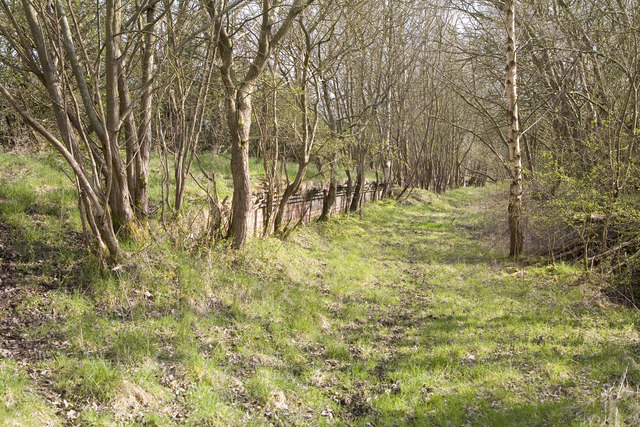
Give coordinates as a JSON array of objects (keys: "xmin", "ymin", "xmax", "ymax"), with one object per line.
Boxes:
[
  {"xmin": 157, "ymin": 0, "xmax": 217, "ymax": 213},
  {"xmin": 505, "ymin": 0, "xmax": 523, "ymax": 257},
  {"xmin": 205, "ymin": 0, "xmax": 314, "ymax": 248},
  {"xmin": 273, "ymin": 14, "xmax": 334, "ymax": 233},
  {"xmin": 0, "ymin": 0, "xmax": 160, "ymax": 260}
]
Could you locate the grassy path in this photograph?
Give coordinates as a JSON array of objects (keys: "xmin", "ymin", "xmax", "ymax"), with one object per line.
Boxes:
[
  {"xmin": 1, "ymin": 165, "xmax": 639, "ymax": 425},
  {"xmin": 284, "ymin": 187, "xmax": 640, "ymax": 425}
]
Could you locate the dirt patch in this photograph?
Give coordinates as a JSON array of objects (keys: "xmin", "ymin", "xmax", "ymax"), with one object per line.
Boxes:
[
  {"xmin": 0, "ymin": 221, "xmax": 49, "ymax": 361},
  {"xmin": 0, "ymin": 221, "xmax": 73, "ymax": 422}
]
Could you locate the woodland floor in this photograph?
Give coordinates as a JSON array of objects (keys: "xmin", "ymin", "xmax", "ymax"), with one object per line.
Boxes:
[{"xmin": 1, "ymin": 155, "xmax": 640, "ymax": 425}]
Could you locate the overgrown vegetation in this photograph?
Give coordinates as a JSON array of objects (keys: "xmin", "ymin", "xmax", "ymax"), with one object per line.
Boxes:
[
  {"xmin": 1, "ymin": 155, "xmax": 639, "ymax": 425},
  {"xmin": 1, "ymin": 0, "xmax": 638, "ymax": 422},
  {"xmin": 526, "ymin": 147, "xmax": 640, "ymax": 304}
]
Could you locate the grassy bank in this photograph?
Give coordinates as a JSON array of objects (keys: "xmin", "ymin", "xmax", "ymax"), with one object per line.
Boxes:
[{"xmin": 1, "ymin": 154, "xmax": 639, "ymax": 425}]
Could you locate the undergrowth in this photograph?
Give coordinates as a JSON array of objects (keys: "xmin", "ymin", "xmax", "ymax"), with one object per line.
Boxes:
[{"xmin": 0, "ymin": 153, "xmax": 639, "ymax": 425}]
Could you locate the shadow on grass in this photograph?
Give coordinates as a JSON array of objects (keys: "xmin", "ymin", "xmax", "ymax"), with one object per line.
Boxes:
[{"xmin": 370, "ymin": 398, "xmax": 596, "ymax": 426}]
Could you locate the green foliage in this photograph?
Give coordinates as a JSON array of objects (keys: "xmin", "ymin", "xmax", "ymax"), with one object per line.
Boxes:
[{"xmin": 528, "ymin": 141, "xmax": 640, "ymax": 293}]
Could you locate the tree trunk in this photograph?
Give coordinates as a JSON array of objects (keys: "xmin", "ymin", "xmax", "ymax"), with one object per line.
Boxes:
[
  {"xmin": 210, "ymin": 0, "xmax": 310, "ymax": 248},
  {"xmin": 350, "ymin": 156, "xmax": 365, "ymax": 212},
  {"xmin": 105, "ymin": 0, "xmax": 135, "ymax": 235},
  {"xmin": 118, "ymin": 64, "xmax": 139, "ymax": 212},
  {"xmin": 319, "ymin": 77, "xmax": 338, "ymax": 221},
  {"xmin": 262, "ymin": 68, "xmax": 280, "ymax": 235},
  {"xmin": 228, "ymin": 87, "xmax": 254, "ymax": 248},
  {"xmin": 274, "ymin": 162, "xmax": 308, "ymax": 232},
  {"xmin": 345, "ymin": 170, "xmax": 353, "ymax": 214},
  {"xmin": 135, "ymin": 3, "xmax": 156, "ymax": 224},
  {"xmin": 506, "ymin": 0, "xmax": 524, "ymax": 258},
  {"xmin": 383, "ymin": 159, "xmax": 392, "ymax": 198},
  {"xmin": 319, "ymin": 155, "xmax": 338, "ymax": 222}
]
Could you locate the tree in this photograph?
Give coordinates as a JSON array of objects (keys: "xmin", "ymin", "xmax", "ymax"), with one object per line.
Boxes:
[
  {"xmin": 0, "ymin": 0, "xmax": 160, "ymax": 261},
  {"xmin": 205, "ymin": 0, "xmax": 314, "ymax": 248},
  {"xmin": 505, "ymin": 0, "xmax": 523, "ymax": 257},
  {"xmin": 273, "ymin": 11, "xmax": 335, "ymax": 233},
  {"xmin": 444, "ymin": 0, "xmax": 526, "ymax": 254},
  {"xmin": 158, "ymin": 0, "xmax": 217, "ymax": 213}
]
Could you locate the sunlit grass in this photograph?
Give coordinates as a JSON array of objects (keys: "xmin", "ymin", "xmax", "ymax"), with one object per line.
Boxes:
[
  {"xmin": 0, "ymin": 361, "xmax": 59, "ymax": 426},
  {"xmin": 0, "ymin": 153, "xmax": 639, "ymax": 425}
]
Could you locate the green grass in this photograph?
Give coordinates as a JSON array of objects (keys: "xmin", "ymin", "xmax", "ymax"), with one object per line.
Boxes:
[
  {"xmin": 1, "ymin": 153, "xmax": 639, "ymax": 425},
  {"xmin": 0, "ymin": 361, "xmax": 59, "ymax": 426}
]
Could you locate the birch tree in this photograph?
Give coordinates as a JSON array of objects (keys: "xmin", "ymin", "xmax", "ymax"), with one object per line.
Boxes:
[{"xmin": 505, "ymin": 0, "xmax": 523, "ymax": 257}]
